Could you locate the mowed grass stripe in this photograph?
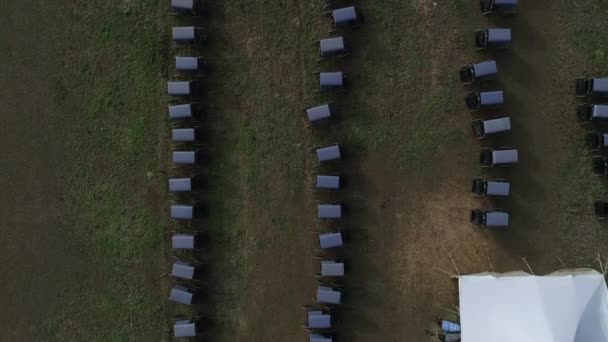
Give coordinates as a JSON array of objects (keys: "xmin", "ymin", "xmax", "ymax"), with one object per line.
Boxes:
[{"xmin": 41, "ymin": 1, "xmax": 170, "ymax": 341}]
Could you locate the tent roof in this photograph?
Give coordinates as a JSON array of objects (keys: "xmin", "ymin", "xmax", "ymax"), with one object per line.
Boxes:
[{"xmin": 459, "ymin": 269, "xmax": 608, "ymax": 342}]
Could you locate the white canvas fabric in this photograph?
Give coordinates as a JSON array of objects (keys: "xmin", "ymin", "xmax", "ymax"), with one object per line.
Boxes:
[{"xmin": 459, "ymin": 269, "xmax": 608, "ymax": 342}]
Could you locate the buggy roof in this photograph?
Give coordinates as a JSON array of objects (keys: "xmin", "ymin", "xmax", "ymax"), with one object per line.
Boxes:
[
  {"xmin": 168, "ymin": 104, "xmax": 192, "ymax": 119},
  {"xmin": 487, "ymin": 28, "xmax": 512, "ymax": 43},
  {"xmin": 172, "ymin": 128, "xmax": 195, "ymax": 141},
  {"xmin": 320, "ymin": 37, "xmax": 345, "ymax": 55},
  {"xmin": 495, "ymin": 0, "xmax": 518, "ymax": 7},
  {"xmin": 486, "ymin": 211, "xmax": 509, "ymax": 226},
  {"xmin": 592, "ymin": 78, "xmax": 608, "ymax": 93},
  {"xmin": 174, "ymin": 320, "xmax": 196, "ymax": 337},
  {"xmin": 172, "ymin": 234, "xmax": 195, "ymax": 249},
  {"xmin": 317, "ymin": 145, "xmax": 341, "ymax": 162},
  {"xmin": 173, "ymin": 151, "xmax": 196, "ymax": 164},
  {"xmin": 320, "ymin": 72, "xmax": 343, "ymax": 87},
  {"xmin": 173, "ymin": 26, "xmax": 196, "ymax": 40},
  {"xmin": 171, "ymin": 0, "xmax": 194, "ymax": 10},
  {"xmin": 169, "ymin": 178, "xmax": 192, "ymax": 192},
  {"xmin": 486, "ymin": 181, "xmax": 510, "ymax": 196},
  {"xmin": 308, "ymin": 311, "xmax": 331, "ymax": 328},
  {"xmin": 171, "ymin": 205, "xmax": 193, "ymax": 219},
  {"xmin": 172, "ymin": 261, "xmax": 195, "ymax": 279},
  {"xmin": 307, "ymin": 104, "xmax": 332, "ymax": 122},
  {"xmin": 332, "ymin": 6, "xmax": 357, "ymax": 24},
  {"xmin": 483, "ymin": 117, "xmax": 511, "ymax": 134},
  {"xmin": 480, "ymin": 90, "xmax": 504, "ymax": 105},
  {"xmin": 168, "ymin": 81, "xmax": 191, "ymax": 95},
  {"xmin": 492, "ymin": 149, "xmax": 518, "ymax": 164},
  {"xmin": 316, "ymin": 175, "xmax": 340, "ymax": 189},
  {"xmin": 592, "ymin": 105, "xmax": 608, "ymax": 119},
  {"xmin": 317, "ymin": 204, "xmax": 342, "ymax": 219},
  {"xmin": 176, "ymin": 57, "xmax": 199, "ymax": 70},
  {"xmin": 473, "ymin": 60, "xmax": 497, "ymax": 78}
]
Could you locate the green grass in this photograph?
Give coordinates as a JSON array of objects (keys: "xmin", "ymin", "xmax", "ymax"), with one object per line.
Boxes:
[{"xmin": 38, "ymin": 1, "xmax": 169, "ymax": 340}]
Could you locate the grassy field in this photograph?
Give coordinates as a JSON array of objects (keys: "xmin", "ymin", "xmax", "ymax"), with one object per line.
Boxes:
[{"xmin": 2, "ymin": 0, "xmax": 608, "ymax": 341}]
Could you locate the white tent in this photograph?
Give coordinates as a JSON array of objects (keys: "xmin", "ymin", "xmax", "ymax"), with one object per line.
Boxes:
[{"xmin": 459, "ymin": 269, "xmax": 608, "ymax": 342}]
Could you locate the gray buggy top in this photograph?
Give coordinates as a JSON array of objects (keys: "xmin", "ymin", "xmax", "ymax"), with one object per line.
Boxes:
[
  {"xmin": 317, "ymin": 204, "xmax": 342, "ymax": 219},
  {"xmin": 479, "ymin": 90, "xmax": 504, "ymax": 106},
  {"xmin": 332, "ymin": 6, "xmax": 357, "ymax": 25},
  {"xmin": 316, "ymin": 145, "xmax": 341, "ymax": 162},
  {"xmin": 170, "ymin": 285, "xmax": 193, "ymax": 305},
  {"xmin": 308, "ymin": 311, "xmax": 331, "ymax": 329},
  {"xmin": 486, "ymin": 211, "xmax": 509, "ymax": 227},
  {"xmin": 316, "ymin": 175, "xmax": 340, "ymax": 189},
  {"xmin": 172, "ymin": 234, "xmax": 195, "ymax": 249},
  {"xmin": 592, "ymin": 78, "xmax": 608, "ymax": 93},
  {"xmin": 173, "ymin": 27, "xmax": 196, "ymax": 41},
  {"xmin": 316, "ymin": 286, "xmax": 341, "ymax": 304},
  {"xmin": 492, "ymin": 149, "xmax": 518, "ymax": 164},
  {"xmin": 472, "ymin": 60, "xmax": 497, "ymax": 79},
  {"xmin": 172, "ymin": 260, "xmax": 195, "ymax": 280},
  {"xmin": 173, "ymin": 151, "xmax": 196, "ymax": 164},
  {"xmin": 483, "ymin": 117, "xmax": 511, "ymax": 134},
  {"xmin": 168, "ymin": 81, "xmax": 191, "ymax": 96},
  {"xmin": 320, "ymin": 72, "xmax": 344, "ymax": 88},
  {"xmin": 172, "ymin": 128, "xmax": 196, "ymax": 142},
  {"xmin": 169, "ymin": 178, "xmax": 192, "ymax": 192},
  {"xmin": 592, "ymin": 105, "xmax": 608, "ymax": 119},
  {"xmin": 320, "ymin": 37, "xmax": 345, "ymax": 56},
  {"xmin": 173, "ymin": 320, "xmax": 196, "ymax": 338},
  {"xmin": 321, "ymin": 260, "xmax": 345, "ymax": 276},
  {"xmin": 486, "ymin": 181, "xmax": 510, "ymax": 196},
  {"xmin": 175, "ymin": 57, "xmax": 199, "ymax": 71},
  {"xmin": 495, "ymin": 0, "xmax": 517, "ymax": 7},
  {"xmin": 171, "ymin": 0, "xmax": 194, "ymax": 10},
  {"xmin": 319, "ymin": 232, "xmax": 343, "ymax": 249},
  {"xmin": 307, "ymin": 104, "xmax": 332, "ymax": 123},
  {"xmin": 487, "ymin": 28, "xmax": 511, "ymax": 44},
  {"xmin": 171, "ymin": 205, "xmax": 193, "ymax": 219},
  {"xmin": 310, "ymin": 334, "xmax": 333, "ymax": 342},
  {"xmin": 168, "ymin": 104, "xmax": 192, "ymax": 119}
]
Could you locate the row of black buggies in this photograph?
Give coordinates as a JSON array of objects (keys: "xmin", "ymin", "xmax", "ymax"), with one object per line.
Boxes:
[
  {"xmin": 574, "ymin": 76, "xmax": 608, "ymax": 220},
  {"xmin": 166, "ymin": 1, "xmax": 212, "ymax": 340},
  {"xmin": 302, "ymin": 4, "xmax": 366, "ymax": 342},
  {"xmin": 462, "ymin": 0, "xmax": 518, "ymax": 229}
]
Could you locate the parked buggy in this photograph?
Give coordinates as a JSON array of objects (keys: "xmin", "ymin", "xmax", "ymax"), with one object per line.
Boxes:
[
  {"xmin": 576, "ymin": 77, "xmax": 608, "ymax": 97},
  {"xmin": 172, "ymin": 232, "xmax": 204, "ymax": 250},
  {"xmin": 319, "ymin": 37, "xmax": 348, "ymax": 59},
  {"xmin": 475, "ymin": 28, "xmax": 511, "ymax": 50},
  {"xmin": 170, "ymin": 0, "xmax": 202, "ymax": 15},
  {"xmin": 173, "ymin": 317, "xmax": 202, "ymax": 338},
  {"xmin": 168, "ymin": 103, "xmax": 201, "ymax": 120},
  {"xmin": 480, "ymin": 0, "xmax": 518, "ymax": 15},
  {"xmin": 592, "ymin": 157, "xmax": 608, "ymax": 176},
  {"xmin": 465, "ymin": 90, "xmax": 504, "ymax": 111},
  {"xmin": 306, "ymin": 104, "xmax": 333, "ymax": 125},
  {"xmin": 459, "ymin": 60, "xmax": 497, "ymax": 84},
  {"xmin": 472, "ymin": 117, "xmax": 511, "ymax": 138},
  {"xmin": 168, "ymin": 81, "xmax": 202, "ymax": 98},
  {"xmin": 172, "ymin": 26, "xmax": 207, "ymax": 46},
  {"xmin": 330, "ymin": 6, "xmax": 363, "ymax": 29},
  {"xmin": 585, "ymin": 132, "xmax": 608, "ymax": 151},
  {"xmin": 470, "ymin": 209, "xmax": 509, "ymax": 227},
  {"xmin": 480, "ymin": 147, "xmax": 518, "ymax": 167},
  {"xmin": 175, "ymin": 56, "xmax": 207, "ymax": 74},
  {"xmin": 471, "ymin": 177, "xmax": 511, "ymax": 197},
  {"xmin": 319, "ymin": 72, "xmax": 346, "ymax": 90},
  {"xmin": 577, "ymin": 104, "xmax": 608, "ymax": 124}
]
